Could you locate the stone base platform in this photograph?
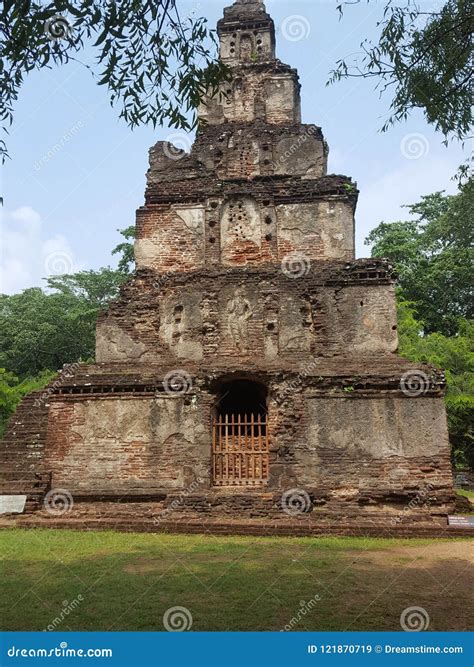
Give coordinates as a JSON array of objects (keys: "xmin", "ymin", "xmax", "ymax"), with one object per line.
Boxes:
[{"xmin": 0, "ymin": 501, "xmax": 472, "ymax": 539}]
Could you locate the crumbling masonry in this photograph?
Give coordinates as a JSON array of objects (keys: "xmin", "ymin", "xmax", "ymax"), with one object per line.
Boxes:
[{"xmin": 1, "ymin": 0, "xmax": 455, "ymax": 527}]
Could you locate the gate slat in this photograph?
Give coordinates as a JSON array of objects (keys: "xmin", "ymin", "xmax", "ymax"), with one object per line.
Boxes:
[
  {"xmin": 237, "ymin": 414, "xmax": 242, "ymax": 483},
  {"xmin": 212, "ymin": 412, "xmax": 269, "ymax": 487},
  {"xmin": 212, "ymin": 418, "xmax": 216, "ymax": 482},
  {"xmin": 244, "ymin": 413, "xmax": 248, "ymax": 481},
  {"xmin": 225, "ymin": 414, "xmax": 229, "ymax": 483}
]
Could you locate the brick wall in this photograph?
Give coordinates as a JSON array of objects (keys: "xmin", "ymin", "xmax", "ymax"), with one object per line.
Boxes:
[
  {"xmin": 37, "ymin": 388, "xmax": 453, "ymax": 514},
  {"xmin": 0, "ymin": 0, "xmax": 455, "ymax": 521},
  {"xmin": 95, "ymin": 262, "xmax": 397, "ymax": 364}
]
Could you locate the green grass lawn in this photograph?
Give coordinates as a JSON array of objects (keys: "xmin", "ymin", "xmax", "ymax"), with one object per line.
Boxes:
[
  {"xmin": 1, "ymin": 529, "xmax": 472, "ymax": 632},
  {"xmin": 457, "ymin": 489, "xmax": 474, "ymax": 500}
]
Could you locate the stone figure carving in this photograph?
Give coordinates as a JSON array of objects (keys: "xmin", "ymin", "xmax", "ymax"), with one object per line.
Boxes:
[
  {"xmin": 171, "ymin": 304, "xmax": 184, "ymax": 345},
  {"xmin": 227, "ymin": 287, "xmax": 252, "ymax": 350},
  {"xmin": 240, "ymin": 34, "xmax": 252, "ymax": 62}
]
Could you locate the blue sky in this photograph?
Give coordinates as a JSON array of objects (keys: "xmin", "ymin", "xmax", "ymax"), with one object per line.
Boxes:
[{"xmin": 1, "ymin": 0, "xmax": 468, "ymax": 294}]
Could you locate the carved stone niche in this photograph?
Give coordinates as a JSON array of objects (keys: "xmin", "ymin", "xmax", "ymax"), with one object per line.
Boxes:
[
  {"xmin": 220, "ymin": 195, "xmax": 262, "ymax": 265},
  {"xmin": 240, "ymin": 33, "xmax": 253, "ymax": 61}
]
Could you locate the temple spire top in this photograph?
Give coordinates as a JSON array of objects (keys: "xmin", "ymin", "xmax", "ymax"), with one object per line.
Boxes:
[
  {"xmin": 199, "ymin": 0, "xmax": 300, "ymax": 125},
  {"xmin": 233, "ymin": 0, "xmax": 266, "ymax": 9},
  {"xmin": 218, "ymin": 0, "xmax": 275, "ymax": 65}
]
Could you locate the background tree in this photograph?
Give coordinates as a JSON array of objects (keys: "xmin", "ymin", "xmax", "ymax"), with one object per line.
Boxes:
[
  {"xmin": 366, "ymin": 179, "xmax": 473, "ymax": 336},
  {"xmin": 47, "ymin": 266, "xmax": 126, "ymax": 307},
  {"xmin": 0, "ymin": 229, "xmax": 133, "ymax": 434},
  {"xmin": 0, "ymin": 368, "xmax": 56, "ymax": 437},
  {"xmin": 397, "ymin": 301, "xmax": 473, "ymax": 470},
  {"xmin": 1, "ymin": 0, "xmax": 228, "ymax": 161},
  {"xmin": 112, "ymin": 226, "xmax": 136, "ymax": 274},
  {"xmin": 0, "ymin": 266, "xmax": 126, "ymax": 377},
  {"xmin": 330, "ymin": 0, "xmax": 473, "ymax": 141},
  {"xmin": 367, "ymin": 183, "xmax": 473, "ymax": 470}
]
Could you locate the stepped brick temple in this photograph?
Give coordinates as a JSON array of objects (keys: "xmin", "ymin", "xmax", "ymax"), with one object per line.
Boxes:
[{"xmin": 1, "ymin": 0, "xmax": 456, "ymax": 533}]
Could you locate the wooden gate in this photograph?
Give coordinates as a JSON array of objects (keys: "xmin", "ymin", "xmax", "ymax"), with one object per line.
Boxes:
[{"xmin": 212, "ymin": 414, "xmax": 269, "ymax": 487}]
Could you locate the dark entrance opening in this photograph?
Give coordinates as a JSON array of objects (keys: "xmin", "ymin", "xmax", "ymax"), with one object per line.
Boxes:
[
  {"xmin": 212, "ymin": 380, "xmax": 269, "ymax": 487},
  {"xmin": 217, "ymin": 380, "xmax": 267, "ymax": 419}
]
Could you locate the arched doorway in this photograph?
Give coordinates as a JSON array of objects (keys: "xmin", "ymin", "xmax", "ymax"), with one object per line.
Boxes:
[{"xmin": 212, "ymin": 380, "xmax": 269, "ymax": 487}]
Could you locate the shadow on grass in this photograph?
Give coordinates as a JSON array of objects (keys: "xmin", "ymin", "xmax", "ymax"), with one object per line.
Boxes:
[{"xmin": 1, "ymin": 530, "xmax": 472, "ymax": 632}]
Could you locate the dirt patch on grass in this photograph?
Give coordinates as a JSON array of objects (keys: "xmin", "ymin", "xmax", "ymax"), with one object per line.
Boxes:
[
  {"xmin": 349, "ymin": 539, "xmax": 473, "ymax": 567},
  {"xmin": 2, "ymin": 531, "xmax": 473, "ymax": 631},
  {"xmin": 314, "ymin": 541, "xmax": 474, "ymax": 631}
]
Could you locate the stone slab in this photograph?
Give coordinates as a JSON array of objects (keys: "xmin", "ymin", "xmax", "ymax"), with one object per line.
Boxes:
[
  {"xmin": 448, "ymin": 515, "xmax": 474, "ymax": 528},
  {"xmin": 0, "ymin": 495, "xmax": 27, "ymax": 514}
]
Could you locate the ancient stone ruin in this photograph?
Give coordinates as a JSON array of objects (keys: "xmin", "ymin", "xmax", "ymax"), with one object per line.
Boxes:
[{"xmin": 1, "ymin": 0, "xmax": 455, "ymax": 532}]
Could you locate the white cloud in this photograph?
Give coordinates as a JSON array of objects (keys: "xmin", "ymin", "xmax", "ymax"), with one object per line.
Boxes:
[
  {"xmin": 0, "ymin": 206, "xmax": 83, "ymax": 294},
  {"xmin": 11, "ymin": 206, "xmax": 42, "ymax": 227}
]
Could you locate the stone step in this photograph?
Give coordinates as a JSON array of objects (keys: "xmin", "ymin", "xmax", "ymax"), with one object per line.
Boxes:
[
  {"xmin": 0, "ymin": 513, "xmax": 471, "ymax": 538},
  {"xmin": 0, "ymin": 470, "xmax": 51, "ymax": 513},
  {"xmin": 17, "ymin": 497, "xmax": 450, "ymax": 525}
]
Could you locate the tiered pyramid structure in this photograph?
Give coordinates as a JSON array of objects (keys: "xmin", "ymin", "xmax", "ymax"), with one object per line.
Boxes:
[{"xmin": 1, "ymin": 0, "xmax": 455, "ymax": 528}]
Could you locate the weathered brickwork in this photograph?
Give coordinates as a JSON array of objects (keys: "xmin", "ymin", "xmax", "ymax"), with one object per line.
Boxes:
[
  {"xmin": 37, "ymin": 389, "xmax": 453, "ymax": 516},
  {"xmin": 1, "ymin": 0, "xmax": 455, "ymax": 523},
  {"xmin": 94, "ymin": 264, "xmax": 398, "ymax": 364}
]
